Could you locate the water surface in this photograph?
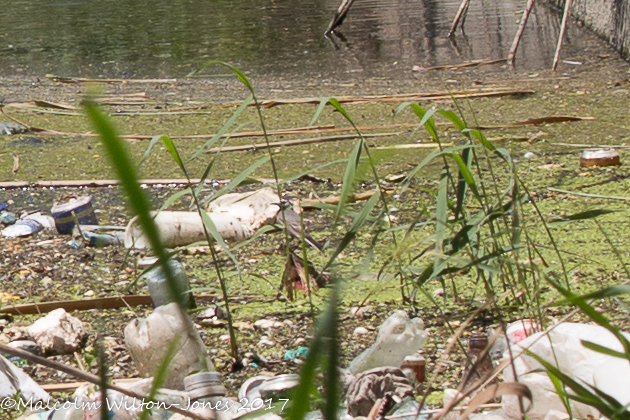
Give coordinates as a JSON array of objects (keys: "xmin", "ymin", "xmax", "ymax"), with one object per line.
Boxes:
[{"xmin": 0, "ymin": 0, "xmax": 596, "ymax": 79}]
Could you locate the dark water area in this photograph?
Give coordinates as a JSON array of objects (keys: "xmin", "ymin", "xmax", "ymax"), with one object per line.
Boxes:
[{"xmin": 0, "ymin": 0, "xmax": 604, "ymax": 80}]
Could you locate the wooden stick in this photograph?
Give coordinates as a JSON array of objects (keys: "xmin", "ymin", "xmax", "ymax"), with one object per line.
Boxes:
[
  {"xmin": 552, "ymin": 0, "xmax": 573, "ymax": 71},
  {"xmin": 548, "ymin": 142, "xmax": 630, "ymax": 148},
  {"xmin": 169, "ymin": 89, "xmax": 533, "ymax": 111},
  {"xmin": 325, "ymin": 0, "xmax": 357, "ymax": 35},
  {"xmin": 472, "ymin": 76, "xmax": 570, "ymax": 85},
  {"xmin": 0, "ymin": 295, "xmax": 154, "ymax": 315},
  {"xmin": 507, "ymin": 0, "xmax": 536, "ymax": 65},
  {"xmin": 419, "ymin": 58, "xmax": 507, "ymax": 71},
  {"xmin": 41, "ymin": 378, "xmax": 142, "ymax": 392},
  {"xmin": 471, "ymin": 115, "xmax": 594, "ymax": 129},
  {"xmin": 366, "ymin": 398, "xmax": 384, "ymax": 420},
  {"xmin": 0, "ymin": 343, "xmax": 210, "ymax": 420},
  {"xmin": 300, "ymin": 190, "xmax": 393, "ymax": 208},
  {"xmin": 0, "ymin": 178, "xmax": 234, "ymax": 190},
  {"xmin": 386, "ymin": 403, "xmax": 502, "ymax": 418},
  {"xmin": 204, "ymin": 132, "xmax": 399, "ymax": 154},
  {"xmin": 547, "ymin": 188, "xmax": 630, "ymax": 201},
  {"xmin": 375, "ymin": 142, "xmax": 454, "ymax": 149},
  {"xmin": 46, "ymin": 74, "xmax": 177, "ymax": 84},
  {"xmin": 448, "ymin": 0, "xmax": 472, "ymax": 37},
  {"xmin": 260, "ymin": 89, "xmax": 533, "ymax": 108}
]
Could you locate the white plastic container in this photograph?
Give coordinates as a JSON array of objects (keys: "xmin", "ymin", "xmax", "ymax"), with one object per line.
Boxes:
[
  {"xmin": 124, "ymin": 303, "xmax": 215, "ymax": 390},
  {"xmin": 348, "ymin": 311, "xmax": 427, "ymax": 374},
  {"xmin": 502, "ymin": 322, "xmax": 630, "ymax": 419}
]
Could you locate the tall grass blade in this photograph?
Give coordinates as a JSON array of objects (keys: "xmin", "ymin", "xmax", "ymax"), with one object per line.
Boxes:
[
  {"xmin": 401, "ymin": 144, "xmax": 471, "ymax": 191},
  {"xmin": 309, "ymin": 97, "xmax": 331, "ymax": 127},
  {"xmin": 84, "ymin": 96, "xmax": 210, "ymax": 366},
  {"xmin": 453, "ymin": 146, "xmax": 472, "ymax": 219},
  {"xmin": 188, "ymin": 95, "xmax": 253, "ymax": 161},
  {"xmin": 139, "ymin": 134, "xmax": 168, "ymax": 167},
  {"xmin": 439, "ymin": 109, "xmax": 467, "ymax": 132},
  {"xmin": 434, "ymin": 168, "xmax": 448, "ymax": 275},
  {"xmin": 549, "ymin": 209, "xmax": 617, "ymax": 223},
  {"xmin": 395, "ymin": 103, "xmax": 438, "ymax": 140},
  {"xmin": 324, "ymin": 191, "xmax": 380, "ymax": 271},
  {"xmin": 553, "ymin": 285, "xmax": 630, "ymax": 303},
  {"xmin": 334, "ymin": 138, "xmax": 363, "ymax": 226},
  {"xmin": 580, "ymin": 340, "xmax": 627, "ymax": 359},
  {"xmin": 448, "ymin": 150, "xmax": 481, "ymax": 205},
  {"xmin": 139, "ymin": 336, "xmax": 181, "ymax": 420},
  {"xmin": 160, "ymin": 135, "xmax": 185, "ymax": 172},
  {"xmin": 159, "ymin": 188, "xmax": 193, "ymax": 211},
  {"xmin": 287, "ymin": 284, "xmax": 341, "ymax": 420},
  {"xmin": 213, "ymin": 155, "xmax": 270, "ymax": 201},
  {"xmin": 527, "ymin": 351, "xmax": 630, "ymax": 420},
  {"xmin": 547, "ymin": 280, "xmax": 630, "ymax": 358}
]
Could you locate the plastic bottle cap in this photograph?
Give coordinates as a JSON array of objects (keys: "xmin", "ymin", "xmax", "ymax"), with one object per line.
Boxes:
[{"xmin": 184, "ymin": 372, "xmax": 226, "ymax": 399}]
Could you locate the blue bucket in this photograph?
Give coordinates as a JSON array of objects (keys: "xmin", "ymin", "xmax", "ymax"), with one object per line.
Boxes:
[{"xmin": 51, "ymin": 196, "xmax": 98, "ymax": 235}]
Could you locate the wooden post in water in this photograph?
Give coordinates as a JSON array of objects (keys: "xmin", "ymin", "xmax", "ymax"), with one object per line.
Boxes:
[
  {"xmin": 552, "ymin": 0, "xmax": 573, "ymax": 70},
  {"xmin": 449, "ymin": 0, "xmax": 472, "ymax": 37},
  {"xmin": 508, "ymin": 0, "xmax": 536, "ymax": 65},
  {"xmin": 325, "ymin": 0, "xmax": 357, "ymax": 36}
]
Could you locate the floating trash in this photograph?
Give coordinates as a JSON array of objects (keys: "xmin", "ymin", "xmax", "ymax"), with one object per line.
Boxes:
[{"xmin": 579, "ymin": 148, "xmax": 620, "ymax": 167}]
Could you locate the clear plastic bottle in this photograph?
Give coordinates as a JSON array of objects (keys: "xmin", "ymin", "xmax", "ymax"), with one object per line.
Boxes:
[{"xmin": 140, "ymin": 257, "xmax": 194, "ymax": 309}]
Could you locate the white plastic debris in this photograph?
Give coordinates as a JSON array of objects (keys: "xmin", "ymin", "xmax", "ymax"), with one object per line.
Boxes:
[
  {"xmin": 348, "ymin": 310, "xmax": 427, "ymax": 374},
  {"xmin": 353, "ymin": 327, "xmax": 369, "ymax": 335},
  {"xmin": 0, "ymin": 355, "xmax": 49, "ymax": 401},
  {"xmin": 125, "ymin": 188, "xmax": 280, "ymax": 249},
  {"xmin": 502, "ymin": 322, "xmax": 630, "ymax": 419},
  {"xmin": 490, "ymin": 319, "xmax": 538, "ymax": 360},
  {"xmin": 124, "ymin": 303, "xmax": 215, "ymax": 390},
  {"xmin": 254, "ymin": 319, "xmax": 283, "ymax": 329},
  {"xmin": 25, "ymin": 308, "xmax": 86, "ymax": 355},
  {"xmin": 206, "ymin": 187, "xmax": 280, "ymax": 231},
  {"xmin": 469, "ymin": 409, "xmax": 511, "ymax": 420}
]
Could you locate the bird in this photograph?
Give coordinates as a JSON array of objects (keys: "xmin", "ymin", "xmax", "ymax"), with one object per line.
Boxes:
[{"xmin": 274, "ymin": 200, "xmax": 323, "ymax": 251}]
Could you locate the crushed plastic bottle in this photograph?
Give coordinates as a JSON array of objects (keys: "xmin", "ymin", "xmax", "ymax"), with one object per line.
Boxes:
[
  {"xmin": 348, "ymin": 311, "xmax": 427, "ymax": 375},
  {"xmin": 387, "ymin": 397, "xmax": 428, "ymax": 420},
  {"xmin": 124, "ymin": 303, "xmax": 214, "ymax": 390},
  {"xmin": 1, "ymin": 219, "xmax": 43, "ymax": 238}
]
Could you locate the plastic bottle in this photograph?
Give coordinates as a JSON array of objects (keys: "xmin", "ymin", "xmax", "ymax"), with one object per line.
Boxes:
[
  {"xmin": 348, "ymin": 311, "xmax": 427, "ymax": 375},
  {"xmin": 139, "ymin": 257, "xmax": 194, "ymax": 309},
  {"xmin": 180, "ymin": 372, "xmax": 227, "ymax": 420},
  {"xmin": 461, "ymin": 334, "xmax": 494, "ymax": 391},
  {"xmin": 124, "ymin": 303, "xmax": 214, "ymax": 390}
]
